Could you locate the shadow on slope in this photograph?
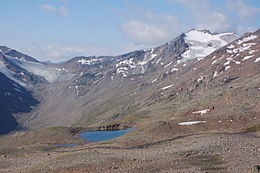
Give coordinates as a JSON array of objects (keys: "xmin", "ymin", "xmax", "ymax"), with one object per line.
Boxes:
[{"xmin": 0, "ymin": 73, "xmax": 39, "ymax": 135}]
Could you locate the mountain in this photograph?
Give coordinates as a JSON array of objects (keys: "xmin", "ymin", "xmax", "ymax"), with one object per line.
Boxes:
[
  {"xmin": 0, "ymin": 47, "xmax": 74, "ymax": 134},
  {"xmin": 1, "ymin": 29, "xmax": 259, "ymax": 135},
  {"xmin": 61, "ymin": 30, "xmax": 238, "ymax": 78},
  {"xmin": 18, "ymin": 29, "xmax": 245, "ymax": 130},
  {"xmin": 0, "ymin": 46, "xmax": 74, "ymax": 86},
  {"xmin": 0, "ymin": 71, "xmax": 38, "ymax": 135},
  {"xmin": 0, "ymin": 28, "xmax": 259, "ymax": 173}
]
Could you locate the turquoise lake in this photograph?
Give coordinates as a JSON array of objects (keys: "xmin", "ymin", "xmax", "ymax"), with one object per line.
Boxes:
[{"xmin": 79, "ymin": 128, "xmax": 136, "ymax": 142}]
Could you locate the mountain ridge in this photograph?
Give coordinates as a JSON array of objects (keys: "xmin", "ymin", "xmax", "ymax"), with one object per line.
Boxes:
[{"xmin": 0, "ymin": 29, "xmax": 259, "ymax": 134}]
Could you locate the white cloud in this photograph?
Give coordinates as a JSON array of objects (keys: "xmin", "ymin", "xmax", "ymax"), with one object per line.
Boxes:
[
  {"xmin": 227, "ymin": 0, "xmax": 260, "ymax": 20},
  {"xmin": 194, "ymin": 12, "xmax": 230, "ymax": 32},
  {"xmin": 41, "ymin": 4, "xmax": 69, "ymax": 17},
  {"xmin": 39, "ymin": 45, "xmax": 89, "ymax": 62},
  {"xmin": 58, "ymin": 6, "xmax": 69, "ymax": 17},
  {"xmin": 29, "ymin": 44, "xmax": 122, "ymax": 62},
  {"xmin": 236, "ymin": 26, "xmax": 257, "ymax": 34},
  {"xmin": 121, "ymin": 13, "xmax": 182, "ymax": 45},
  {"xmin": 169, "ymin": 0, "xmax": 260, "ymax": 34},
  {"xmin": 169, "ymin": 0, "xmax": 231, "ymax": 32},
  {"xmin": 42, "ymin": 4, "xmax": 56, "ymax": 13},
  {"xmin": 226, "ymin": 0, "xmax": 260, "ymax": 34}
]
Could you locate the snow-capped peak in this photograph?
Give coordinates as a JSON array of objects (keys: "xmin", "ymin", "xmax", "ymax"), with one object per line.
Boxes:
[
  {"xmin": 180, "ymin": 30, "xmax": 239, "ymax": 62},
  {"xmin": 185, "ymin": 30, "xmax": 236, "ymax": 43}
]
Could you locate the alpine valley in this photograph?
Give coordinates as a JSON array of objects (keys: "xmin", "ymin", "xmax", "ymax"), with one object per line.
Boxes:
[{"xmin": 0, "ymin": 29, "xmax": 259, "ymax": 173}]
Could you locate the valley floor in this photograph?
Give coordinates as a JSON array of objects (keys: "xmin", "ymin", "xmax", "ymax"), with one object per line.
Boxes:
[{"xmin": 0, "ymin": 127, "xmax": 259, "ymax": 173}]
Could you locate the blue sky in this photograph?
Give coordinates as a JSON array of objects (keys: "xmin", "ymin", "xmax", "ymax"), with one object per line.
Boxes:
[{"xmin": 0, "ymin": 0, "xmax": 259, "ymax": 62}]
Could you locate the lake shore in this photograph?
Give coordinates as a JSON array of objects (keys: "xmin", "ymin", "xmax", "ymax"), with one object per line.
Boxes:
[{"xmin": 0, "ymin": 124, "xmax": 259, "ymax": 173}]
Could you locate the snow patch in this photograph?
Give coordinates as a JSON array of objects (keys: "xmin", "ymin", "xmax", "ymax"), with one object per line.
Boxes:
[
  {"xmin": 213, "ymin": 71, "xmax": 218, "ymax": 77},
  {"xmin": 151, "ymin": 78, "xmax": 158, "ymax": 83},
  {"xmin": 156, "ymin": 58, "xmax": 161, "ymax": 64},
  {"xmin": 224, "ymin": 60, "xmax": 230, "ymax": 66},
  {"xmin": 116, "ymin": 58, "xmax": 136, "ymax": 69},
  {"xmin": 164, "ymin": 61, "xmax": 173, "ymax": 68},
  {"xmin": 4, "ymin": 92, "xmax": 11, "ymax": 96},
  {"xmin": 227, "ymin": 50, "xmax": 233, "ymax": 54},
  {"xmin": 197, "ymin": 57, "xmax": 204, "ymax": 61},
  {"xmin": 249, "ymin": 50, "xmax": 256, "ymax": 54},
  {"xmin": 18, "ymin": 97, "xmax": 23, "ymax": 101},
  {"xmin": 78, "ymin": 58, "xmax": 102, "ymax": 65},
  {"xmin": 185, "ymin": 30, "xmax": 231, "ymax": 43},
  {"xmin": 0, "ymin": 65, "xmax": 25, "ymax": 86},
  {"xmin": 211, "ymin": 60, "xmax": 218, "ymax": 65},
  {"xmin": 162, "ymin": 85, "xmax": 173, "ymax": 90},
  {"xmin": 242, "ymin": 55, "xmax": 254, "ymax": 61},
  {"xmin": 225, "ymin": 66, "xmax": 230, "ymax": 70},
  {"xmin": 236, "ymin": 35, "xmax": 257, "ymax": 45},
  {"xmin": 151, "ymin": 53, "xmax": 157, "ymax": 59},
  {"xmin": 180, "ymin": 30, "xmax": 236, "ymax": 63},
  {"xmin": 234, "ymin": 61, "xmax": 241, "ymax": 64},
  {"xmin": 197, "ymin": 76, "xmax": 203, "ymax": 82},
  {"xmin": 254, "ymin": 57, "xmax": 260, "ymax": 62},
  {"xmin": 192, "ymin": 109, "xmax": 210, "ymax": 115},
  {"xmin": 227, "ymin": 44, "xmax": 235, "ymax": 49},
  {"xmin": 117, "ymin": 67, "xmax": 128, "ymax": 77},
  {"xmin": 227, "ymin": 43, "xmax": 256, "ymax": 55},
  {"xmin": 14, "ymin": 87, "xmax": 23, "ymax": 93},
  {"xmin": 171, "ymin": 68, "xmax": 179, "ymax": 72},
  {"xmin": 4, "ymin": 55, "xmax": 73, "ymax": 83},
  {"xmin": 178, "ymin": 121, "xmax": 207, "ymax": 126}
]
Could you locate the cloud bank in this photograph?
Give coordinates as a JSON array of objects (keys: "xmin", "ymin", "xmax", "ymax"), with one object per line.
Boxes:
[
  {"xmin": 42, "ymin": 4, "xmax": 69, "ymax": 17},
  {"xmin": 121, "ymin": 0, "xmax": 260, "ymax": 45},
  {"xmin": 121, "ymin": 13, "xmax": 182, "ymax": 45}
]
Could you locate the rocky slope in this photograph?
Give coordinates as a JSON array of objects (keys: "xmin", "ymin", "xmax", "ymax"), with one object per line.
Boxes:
[
  {"xmin": 20, "ymin": 29, "xmax": 247, "ymax": 130},
  {"xmin": 0, "ymin": 47, "xmax": 74, "ymax": 134},
  {"xmin": 1, "ymin": 29, "xmax": 260, "ymax": 134},
  {"xmin": 0, "ymin": 29, "xmax": 259, "ymax": 173},
  {"xmin": 0, "ymin": 71, "xmax": 38, "ymax": 135}
]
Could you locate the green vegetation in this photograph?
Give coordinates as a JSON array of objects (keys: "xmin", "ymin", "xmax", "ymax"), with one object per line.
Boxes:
[
  {"xmin": 191, "ymin": 154, "xmax": 226, "ymax": 172},
  {"xmin": 43, "ymin": 127, "xmax": 68, "ymax": 132},
  {"xmin": 245, "ymin": 125, "xmax": 260, "ymax": 132}
]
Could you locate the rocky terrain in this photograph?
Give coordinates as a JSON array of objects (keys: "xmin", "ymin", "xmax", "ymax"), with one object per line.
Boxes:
[
  {"xmin": 0, "ymin": 29, "xmax": 259, "ymax": 172},
  {"xmin": 0, "ymin": 125, "xmax": 259, "ymax": 173}
]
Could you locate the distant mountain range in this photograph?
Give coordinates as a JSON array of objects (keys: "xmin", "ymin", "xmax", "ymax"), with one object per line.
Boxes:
[{"xmin": 0, "ymin": 29, "xmax": 259, "ymax": 135}]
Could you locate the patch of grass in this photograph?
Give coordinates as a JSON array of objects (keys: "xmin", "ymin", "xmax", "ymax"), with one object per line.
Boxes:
[
  {"xmin": 245, "ymin": 125, "xmax": 260, "ymax": 132},
  {"xmin": 191, "ymin": 154, "xmax": 226, "ymax": 172},
  {"xmin": 0, "ymin": 147, "xmax": 20, "ymax": 155},
  {"xmin": 43, "ymin": 127, "xmax": 68, "ymax": 132},
  {"xmin": 121, "ymin": 110, "xmax": 151, "ymax": 124}
]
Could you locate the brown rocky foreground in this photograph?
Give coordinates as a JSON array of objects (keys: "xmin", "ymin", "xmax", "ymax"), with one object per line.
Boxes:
[{"xmin": 0, "ymin": 121, "xmax": 259, "ymax": 173}]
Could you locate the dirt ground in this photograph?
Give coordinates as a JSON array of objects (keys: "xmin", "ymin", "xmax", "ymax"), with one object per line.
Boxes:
[{"xmin": 0, "ymin": 123, "xmax": 259, "ymax": 173}]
